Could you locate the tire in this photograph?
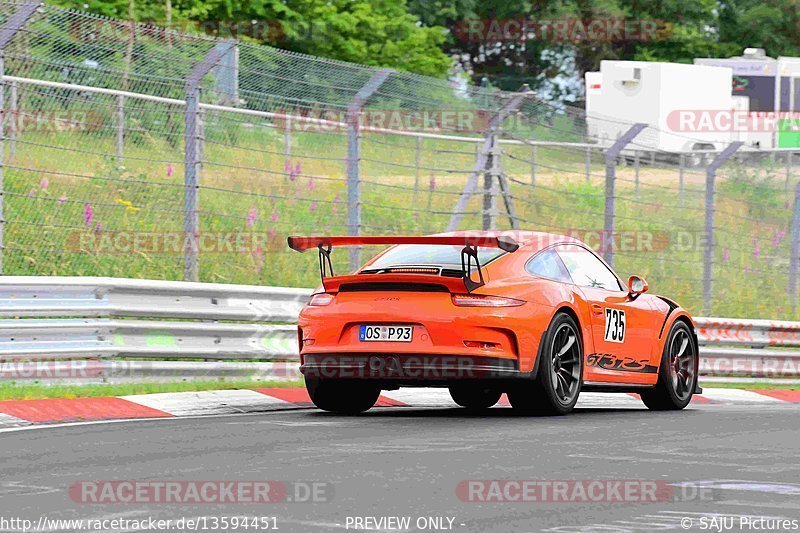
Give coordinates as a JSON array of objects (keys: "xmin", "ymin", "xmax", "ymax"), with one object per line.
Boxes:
[
  {"xmin": 449, "ymin": 384, "xmax": 502, "ymax": 410},
  {"xmin": 508, "ymin": 312, "xmax": 583, "ymax": 416},
  {"xmin": 305, "ymin": 378, "xmax": 380, "ymax": 414},
  {"xmin": 640, "ymin": 321, "xmax": 697, "ymax": 411}
]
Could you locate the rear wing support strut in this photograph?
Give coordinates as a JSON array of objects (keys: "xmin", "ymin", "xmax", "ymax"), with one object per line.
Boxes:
[
  {"xmin": 461, "ymin": 245, "xmax": 485, "ymax": 292},
  {"xmin": 317, "ymin": 244, "xmax": 334, "ymax": 283}
]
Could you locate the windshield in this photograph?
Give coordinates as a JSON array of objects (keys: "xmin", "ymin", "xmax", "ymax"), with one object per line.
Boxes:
[{"xmin": 364, "ymin": 244, "xmax": 506, "ymax": 270}]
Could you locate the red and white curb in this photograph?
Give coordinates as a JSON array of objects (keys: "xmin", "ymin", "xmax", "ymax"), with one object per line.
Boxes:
[{"xmin": 0, "ymin": 387, "xmax": 797, "ymax": 430}]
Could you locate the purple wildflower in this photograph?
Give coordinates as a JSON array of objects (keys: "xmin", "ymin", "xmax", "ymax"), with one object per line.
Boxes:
[
  {"xmin": 40, "ymin": 178, "xmax": 49, "ymax": 190},
  {"xmin": 723, "ymin": 247, "xmax": 729, "ymax": 262},
  {"xmin": 310, "ymin": 201, "xmax": 317, "ymax": 213},
  {"xmin": 83, "ymin": 203, "xmax": 93, "ymax": 226},
  {"xmin": 57, "ymin": 194, "xmax": 67, "ymax": 205},
  {"xmin": 167, "ymin": 164, "xmax": 174, "ymax": 177},
  {"xmin": 753, "ymin": 237, "xmax": 760, "ymax": 259},
  {"xmin": 271, "ymin": 209, "xmax": 279, "ymax": 223},
  {"xmin": 246, "ymin": 206, "xmax": 258, "ymax": 228}
]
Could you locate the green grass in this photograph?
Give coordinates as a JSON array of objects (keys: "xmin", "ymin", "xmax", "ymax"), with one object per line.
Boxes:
[{"xmin": 0, "ymin": 379, "xmax": 305, "ymax": 401}]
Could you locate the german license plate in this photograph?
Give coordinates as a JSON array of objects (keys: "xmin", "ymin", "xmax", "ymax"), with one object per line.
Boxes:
[{"xmin": 359, "ymin": 325, "xmax": 413, "ymax": 342}]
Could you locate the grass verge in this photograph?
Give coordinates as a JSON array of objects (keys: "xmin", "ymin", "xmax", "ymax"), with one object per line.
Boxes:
[{"xmin": 0, "ymin": 379, "xmax": 305, "ymax": 401}]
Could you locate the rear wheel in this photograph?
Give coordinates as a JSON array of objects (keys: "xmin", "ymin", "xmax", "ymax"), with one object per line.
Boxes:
[
  {"xmin": 305, "ymin": 378, "xmax": 380, "ymax": 414},
  {"xmin": 508, "ymin": 312, "xmax": 583, "ymax": 415},
  {"xmin": 449, "ymin": 384, "xmax": 502, "ymax": 410},
  {"xmin": 640, "ymin": 321, "xmax": 697, "ymax": 410}
]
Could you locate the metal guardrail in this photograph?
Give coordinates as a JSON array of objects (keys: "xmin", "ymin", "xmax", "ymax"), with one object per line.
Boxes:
[
  {"xmin": 695, "ymin": 317, "xmax": 800, "ymax": 378},
  {"xmin": 0, "ymin": 277, "xmax": 797, "ymax": 382}
]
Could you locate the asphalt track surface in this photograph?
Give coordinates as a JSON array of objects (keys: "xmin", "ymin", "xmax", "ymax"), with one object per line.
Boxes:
[{"xmin": 2, "ymin": 401, "xmax": 799, "ymax": 533}]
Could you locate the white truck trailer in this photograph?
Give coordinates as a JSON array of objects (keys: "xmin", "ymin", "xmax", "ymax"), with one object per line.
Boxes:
[{"xmin": 585, "ymin": 60, "xmax": 734, "ymax": 155}]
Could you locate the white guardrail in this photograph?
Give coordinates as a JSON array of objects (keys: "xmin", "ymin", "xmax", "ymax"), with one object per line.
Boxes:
[{"xmin": 0, "ymin": 277, "xmax": 797, "ymax": 383}]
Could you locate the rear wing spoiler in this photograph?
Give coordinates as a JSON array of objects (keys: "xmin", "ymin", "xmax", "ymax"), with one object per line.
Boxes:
[{"xmin": 287, "ymin": 235, "xmax": 520, "ymax": 292}]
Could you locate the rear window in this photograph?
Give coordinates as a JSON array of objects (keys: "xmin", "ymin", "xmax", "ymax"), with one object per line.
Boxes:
[{"xmin": 365, "ymin": 245, "xmax": 506, "ymax": 270}]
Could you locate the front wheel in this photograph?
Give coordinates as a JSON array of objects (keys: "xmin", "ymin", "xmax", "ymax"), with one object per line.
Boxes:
[
  {"xmin": 305, "ymin": 378, "xmax": 380, "ymax": 414},
  {"xmin": 449, "ymin": 384, "xmax": 502, "ymax": 410},
  {"xmin": 640, "ymin": 321, "xmax": 697, "ymax": 411},
  {"xmin": 508, "ymin": 312, "xmax": 583, "ymax": 415}
]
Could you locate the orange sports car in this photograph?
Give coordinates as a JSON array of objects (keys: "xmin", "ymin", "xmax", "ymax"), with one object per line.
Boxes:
[{"xmin": 288, "ymin": 231, "xmax": 699, "ymax": 415}]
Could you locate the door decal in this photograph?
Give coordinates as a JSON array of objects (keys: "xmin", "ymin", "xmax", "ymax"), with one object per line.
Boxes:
[
  {"xmin": 586, "ymin": 353, "xmax": 657, "ymax": 373},
  {"xmin": 604, "ymin": 308, "xmax": 626, "ymax": 343}
]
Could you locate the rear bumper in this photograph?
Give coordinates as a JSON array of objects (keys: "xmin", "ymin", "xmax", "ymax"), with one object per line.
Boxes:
[{"xmin": 300, "ymin": 353, "xmax": 521, "ymax": 382}]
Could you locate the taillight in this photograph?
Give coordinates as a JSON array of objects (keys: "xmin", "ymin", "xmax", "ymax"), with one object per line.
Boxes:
[
  {"xmin": 452, "ymin": 294, "xmax": 525, "ymax": 307},
  {"xmin": 309, "ymin": 293, "xmax": 334, "ymax": 306}
]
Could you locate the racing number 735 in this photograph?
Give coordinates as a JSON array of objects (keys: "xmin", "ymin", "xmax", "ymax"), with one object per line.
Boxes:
[{"xmin": 604, "ymin": 308, "xmax": 626, "ymax": 343}]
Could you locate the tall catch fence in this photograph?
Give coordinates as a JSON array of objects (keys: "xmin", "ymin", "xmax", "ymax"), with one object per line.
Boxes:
[{"xmin": 0, "ymin": 1, "xmax": 797, "ymax": 319}]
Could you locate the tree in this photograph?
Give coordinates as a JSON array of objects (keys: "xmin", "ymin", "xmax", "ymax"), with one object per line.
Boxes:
[{"xmin": 50, "ymin": 0, "xmax": 452, "ymax": 78}]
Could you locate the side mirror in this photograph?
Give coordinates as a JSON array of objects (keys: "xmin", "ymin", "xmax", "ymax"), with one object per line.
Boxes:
[{"xmin": 627, "ymin": 275, "xmax": 648, "ymax": 297}]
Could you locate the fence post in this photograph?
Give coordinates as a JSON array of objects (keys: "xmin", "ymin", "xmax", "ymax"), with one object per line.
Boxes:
[
  {"xmin": 283, "ymin": 117, "xmax": 291, "ymax": 180},
  {"xmin": 585, "ymin": 146, "xmax": 591, "ymax": 183},
  {"xmin": 115, "ymin": 94, "xmax": 124, "ymax": 167},
  {"xmin": 702, "ymin": 142, "xmax": 743, "ymax": 315},
  {"xmin": 183, "ymin": 41, "xmax": 236, "ymax": 282},
  {"xmin": 345, "ymin": 69, "xmax": 393, "ymax": 272},
  {"xmin": 413, "ymin": 136, "xmax": 421, "ymax": 225},
  {"xmin": 482, "ymin": 135, "xmax": 499, "ymax": 230},
  {"xmin": 790, "ymin": 181, "xmax": 800, "ymax": 315},
  {"xmin": 8, "ymin": 79, "xmax": 16, "ymax": 159},
  {"xmin": 448, "ymin": 86, "xmax": 531, "ymax": 232},
  {"xmin": 197, "ymin": 108, "xmax": 205, "ymax": 181},
  {"xmin": 603, "ymin": 123, "xmax": 646, "ymax": 267},
  {"xmin": 0, "ymin": 2, "xmax": 41, "ymax": 275},
  {"xmin": 679, "ymin": 153, "xmax": 685, "ymax": 201}
]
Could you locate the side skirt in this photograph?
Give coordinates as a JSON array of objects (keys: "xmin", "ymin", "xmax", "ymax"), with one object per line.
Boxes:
[{"xmin": 582, "ymin": 381, "xmax": 656, "ymax": 393}]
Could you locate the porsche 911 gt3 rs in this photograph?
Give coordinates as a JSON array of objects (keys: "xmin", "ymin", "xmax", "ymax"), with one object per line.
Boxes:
[{"xmin": 288, "ymin": 231, "xmax": 700, "ymax": 415}]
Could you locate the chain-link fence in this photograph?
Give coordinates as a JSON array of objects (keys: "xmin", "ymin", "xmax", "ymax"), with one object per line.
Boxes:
[{"xmin": 0, "ymin": 1, "xmax": 798, "ymax": 320}]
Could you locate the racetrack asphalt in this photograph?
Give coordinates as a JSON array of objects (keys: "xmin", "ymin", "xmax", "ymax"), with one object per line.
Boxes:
[{"xmin": 1, "ymin": 402, "xmax": 799, "ymax": 533}]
